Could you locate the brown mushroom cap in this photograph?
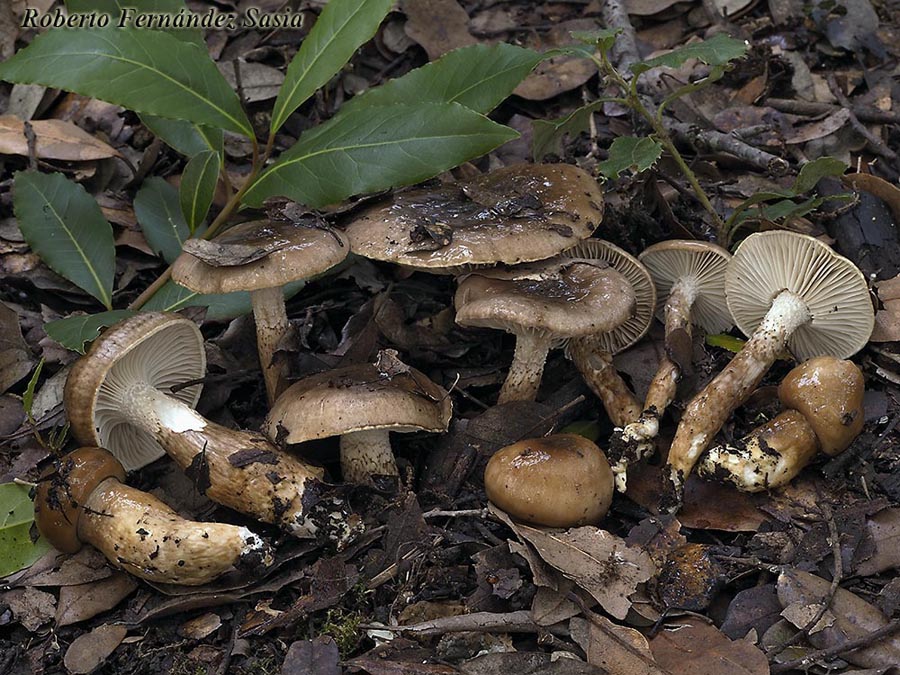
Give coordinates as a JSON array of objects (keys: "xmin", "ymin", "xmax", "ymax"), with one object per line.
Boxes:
[
  {"xmin": 172, "ymin": 219, "xmax": 349, "ymax": 294},
  {"xmin": 454, "ymin": 258, "xmax": 636, "ymax": 340},
  {"xmin": 484, "ymin": 434, "xmax": 614, "ymax": 527},
  {"xmin": 343, "ymin": 164, "xmax": 604, "ymax": 272},
  {"xmin": 65, "ymin": 313, "xmax": 206, "ymax": 471},
  {"xmin": 264, "ymin": 363, "xmax": 452, "ymax": 444},
  {"xmin": 639, "ymin": 240, "xmax": 732, "ymax": 334},
  {"xmin": 778, "ymin": 356, "xmax": 865, "ymax": 456},
  {"xmin": 34, "ymin": 447, "xmax": 126, "ymax": 554},
  {"xmin": 562, "ymin": 239, "xmax": 657, "ymax": 354},
  {"xmin": 726, "ymin": 231, "xmax": 873, "ymax": 360}
]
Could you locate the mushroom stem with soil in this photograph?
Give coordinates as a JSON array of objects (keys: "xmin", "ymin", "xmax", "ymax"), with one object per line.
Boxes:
[
  {"xmin": 35, "ymin": 447, "xmax": 274, "ymax": 585},
  {"xmin": 339, "ymin": 429, "xmax": 399, "ymax": 484},
  {"xmin": 66, "ymin": 312, "xmax": 353, "ymax": 542},
  {"xmin": 249, "ymin": 286, "xmax": 291, "ymax": 406},
  {"xmin": 663, "ymin": 232, "xmax": 873, "ymax": 510}
]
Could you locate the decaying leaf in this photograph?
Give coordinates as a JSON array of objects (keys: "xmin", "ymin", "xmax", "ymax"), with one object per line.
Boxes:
[
  {"xmin": 649, "ymin": 617, "xmax": 769, "ymax": 674},
  {"xmin": 570, "ymin": 614, "xmax": 666, "ymax": 674},
  {"xmin": 0, "ymin": 115, "xmax": 120, "ymax": 161},
  {"xmin": 402, "ymin": 0, "xmax": 477, "ymax": 60},
  {"xmin": 856, "ymin": 508, "xmax": 900, "ymax": 576},
  {"xmin": 0, "ymin": 301, "xmax": 34, "ymax": 394},
  {"xmin": 56, "ymin": 572, "xmax": 138, "ymax": 627},
  {"xmin": 777, "ymin": 568, "xmax": 900, "ymax": 668},
  {"xmin": 63, "ymin": 623, "xmax": 128, "ymax": 674}
]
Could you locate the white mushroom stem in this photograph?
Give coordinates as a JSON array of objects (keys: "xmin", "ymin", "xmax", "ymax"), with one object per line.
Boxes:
[
  {"xmin": 118, "ymin": 381, "xmax": 341, "ymax": 539},
  {"xmin": 81, "ymin": 477, "xmax": 273, "ymax": 585},
  {"xmin": 498, "ymin": 333, "xmax": 555, "ymax": 404},
  {"xmin": 696, "ymin": 410, "xmax": 819, "ymax": 492},
  {"xmin": 339, "ymin": 429, "xmax": 400, "ymax": 484},
  {"xmin": 665, "ymin": 290, "xmax": 811, "ymax": 508},
  {"xmin": 251, "ymin": 286, "xmax": 289, "ymax": 406},
  {"xmin": 566, "ymin": 339, "xmax": 642, "ymax": 428}
]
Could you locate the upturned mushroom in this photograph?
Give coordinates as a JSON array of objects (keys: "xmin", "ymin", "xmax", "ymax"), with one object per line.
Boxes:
[
  {"xmin": 664, "ymin": 231, "xmax": 873, "ymax": 509},
  {"xmin": 35, "ymin": 447, "xmax": 274, "ymax": 585},
  {"xmin": 264, "ymin": 354, "xmax": 452, "ymax": 484},
  {"xmin": 484, "ymin": 434, "xmax": 614, "ymax": 527},
  {"xmin": 172, "ymin": 219, "xmax": 348, "ymax": 404},
  {"xmin": 343, "ymin": 163, "xmax": 604, "ymax": 273},
  {"xmin": 615, "ymin": 241, "xmax": 731, "ymax": 476},
  {"xmin": 65, "ymin": 312, "xmax": 352, "ymax": 541},
  {"xmin": 698, "ymin": 356, "xmax": 865, "ymax": 491},
  {"xmin": 455, "ymin": 257, "xmax": 636, "ymax": 403},
  {"xmin": 559, "ymin": 241, "xmax": 657, "ymax": 486}
]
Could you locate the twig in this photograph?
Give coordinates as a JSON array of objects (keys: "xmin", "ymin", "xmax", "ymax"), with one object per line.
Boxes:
[
  {"xmin": 518, "ymin": 395, "xmax": 586, "ymax": 439},
  {"xmin": 667, "ymin": 121, "xmax": 790, "ymax": 175},
  {"xmin": 360, "ymin": 610, "xmax": 540, "ymax": 636},
  {"xmin": 823, "ymin": 410, "xmax": 900, "ymax": 478},
  {"xmin": 826, "ymin": 74, "xmax": 898, "ymax": 163},
  {"xmin": 770, "ymin": 618, "xmax": 900, "ymax": 672},
  {"xmin": 766, "ymin": 98, "xmax": 900, "ymax": 125},
  {"xmin": 422, "ymin": 508, "xmax": 490, "ymax": 519},
  {"xmin": 24, "ymin": 120, "xmax": 37, "ymax": 172},
  {"xmin": 600, "ymin": 0, "xmax": 640, "ymax": 72}
]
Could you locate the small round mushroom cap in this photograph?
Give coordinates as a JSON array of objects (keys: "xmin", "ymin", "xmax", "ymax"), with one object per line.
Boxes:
[
  {"xmin": 34, "ymin": 447, "xmax": 126, "ymax": 554},
  {"xmin": 264, "ymin": 363, "xmax": 451, "ymax": 444},
  {"xmin": 726, "ymin": 231, "xmax": 874, "ymax": 360},
  {"xmin": 484, "ymin": 434, "xmax": 614, "ymax": 527},
  {"xmin": 563, "ymin": 240, "xmax": 657, "ymax": 354},
  {"xmin": 172, "ymin": 219, "xmax": 349, "ymax": 294},
  {"xmin": 639, "ymin": 240, "xmax": 732, "ymax": 334},
  {"xmin": 778, "ymin": 356, "xmax": 865, "ymax": 456},
  {"xmin": 343, "ymin": 164, "xmax": 604, "ymax": 272},
  {"xmin": 65, "ymin": 313, "xmax": 206, "ymax": 471},
  {"xmin": 455, "ymin": 259, "xmax": 636, "ymax": 341}
]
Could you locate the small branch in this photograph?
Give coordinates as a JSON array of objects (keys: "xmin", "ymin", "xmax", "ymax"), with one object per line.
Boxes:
[
  {"xmin": 766, "ymin": 98, "xmax": 900, "ymax": 125},
  {"xmin": 666, "ymin": 121, "xmax": 790, "ymax": 175},
  {"xmin": 600, "ymin": 0, "xmax": 640, "ymax": 72},
  {"xmin": 361, "ymin": 610, "xmax": 540, "ymax": 636},
  {"xmin": 770, "ymin": 619, "xmax": 900, "ymax": 673},
  {"xmin": 825, "ymin": 74, "xmax": 898, "ymax": 163}
]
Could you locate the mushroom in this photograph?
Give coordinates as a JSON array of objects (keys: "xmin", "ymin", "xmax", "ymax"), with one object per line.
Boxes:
[
  {"xmin": 664, "ymin": 231, "xmax": 873, "ymax": 508},
  {"xmin": 455, "ymin": 257, "xmax": 637, "ymax": 403},
  {"xmin": 615, "ymin": 241, "xmax": 731, "ymax": 473},
  {"xmin": 698, "ymin": 356, "xmax": 865, "ymax": 491},
  {"xmin": 561, "ymin": 239, "xmax": 656, "ymax": 428},
  {"xmin": 484, "ymin": 434, "xmax": 614, "ymax": 527},
  {"xmin": 172, "ymin": 219, "xmax": 348, "ymax": 404},
  {"xmin": 264, "ymin": 354, "xmax": 451, "ymax": 484},
  {"xmin": 35, "ymin": 447, "xmax": 274, "ymax": 585},
  {"xmin": 343, "ymin": 163, "xmax": 604, "ymax": 274},
  {"xmin": 65, "ymin": 312, "xmax": 352, "ymax": 541}
]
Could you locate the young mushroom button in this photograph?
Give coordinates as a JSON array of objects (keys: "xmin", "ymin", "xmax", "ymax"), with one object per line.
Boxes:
[
  {"xmin": 343, "ymin": 163, "xmax": 604, "ymax": 274},
  {"xmin": 613, "ymin": 241, "xmax": 731, "ymax": 486},
  {"xmin": 663, "ymin": 231, "xmax": 874, "ymax": 510},
  {"xmin": 698, "ymin": 357, "xmax": 865, "ymax": 491},
  {"xmin": 34, "ymin": 447, "xmax": 274, "ymax": 585},
  {"xmin": 65, "ymin": 312, "xmax": 351, "ymax": 542},
  {"xmin": 172, "ymin": 219, "xmax": 348, "ymax": 405},
  {"xmin": 484, "ymin": 434, "xmax": 615, "ymax": 528},
  {"xmin": 264, "ymin": 358, "xmax": 452, "ymax": 484},
  {"xmin": 455, "ymin": 257, "xmax": 636, "ymax": 404}
]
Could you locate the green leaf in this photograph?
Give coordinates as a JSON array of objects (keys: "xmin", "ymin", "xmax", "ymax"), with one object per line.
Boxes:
[
  {"xmin": 134, "ymin": 177, "xmax": 202, "ymax": 263},
  {"xmin": 533, "ymin": 100, "xmax": 610, "ymax": 161},
  {"xmin": 140, "ymin": 114, "xmax": 224, "ymax": 157},
  {"xmin": 22, "ymin": 358, "xmax": 44, "ymax": 418},
  {"xmin": 142, "ymin": 280, "xmax": 305, "ymax": 320},
  {"xmin": 270, "ymin": 0, "xmax": 393, "ymax": 134},
  {"xmin": 0, "ymin": 28, "xmax": 253, "ymax": 136},
  {"xmin": 44, "ymin": 310, "xmax": 136, "ymax": 353},
  {"xmin": 244, "ymin": 102, "xmax": 518, "ymax": 208},
  {"xmin": 792, "ymin": 157, "xmax": 847, "ymax": 195},
  {"xmin": 13, "ymin": 172, "xmax": 116, "ymax": 309},
  {"xmin": 0, "ymin": 483, "xmax": 51, "ymax": 578},
  {"xmin": 598, "ymin": 136, "xmax": 663, "ymax": 179},
  {"xmin": 631, "ymin": 34, "xmax": 748, "ymax": 76},
  {"xmin": 179, "ymin": 150, "xmax": 220, "ymax": 233},
  {"xmin": 570, "ymin": 28, "xmax": 622, "ymax": 54},
  {"xmin": 64, "ymin": 0, "xmax": 204, "ymax": 45},
  {"xmin": 705, "ymin": 333, "xmax": 746, "ymax": 353},
  {"xmin": 343, "ymin": 43, "xmax": 542, "ymax": 115}
]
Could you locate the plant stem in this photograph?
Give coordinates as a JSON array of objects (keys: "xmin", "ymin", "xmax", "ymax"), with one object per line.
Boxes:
[{"xmin": 597, "ymin": 56, "xmax": 728, "ymax": 243}]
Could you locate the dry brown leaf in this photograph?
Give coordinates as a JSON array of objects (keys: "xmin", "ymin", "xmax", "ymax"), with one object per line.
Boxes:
[
  {"xmin": 63, "ymin": 623, "xmax": 127, "ymax": 674},
  {"xmin": 626, "ymin": 0, "xmax": 685, "ymax": 16},
  {"xmin": 217, "ymin": 60, "xmax": 284, "ymax": 103},
  {"xmin": 777, "ymin": 569, "xmax": 900, "ymax": 668},
  {"xmin": 570, "ymin": 615, "xmax": 668, "ymax": 675},
  {"xmin": 843, "ymin": 173, "xmax": 900, "ymax": 223},
  {"xmin": 531, "ymin": 585, "xmax": 581, "ymax": 627},
  {"xmin": 514, "ymin": 21, "xmax": 600, "ymax": 101},
  {"xmin": 851, "ymin": 508, "xmax": 900, "ymax": 575},
  {"xmin": 401, "ymin": 0, "xmax": 477, "ymax": 60},
  {"xmin": 178, "ymin": 612, "xmax": 222, "ymax": 640},
  {"xmin": 783, "ymin": 108, "xmax": 851, "ymax": 144},
  {"xmin": 56, "ymin": 572, "xmax": 138, "ymax": 627},
  {"xmin": 871, "ymin": 275, "xmax": 900, "ymax": 341},
  {"xmin": 649, "ymin": 617, "xmax": 770, "ymax": 674},
  {"xmin": 0, "ymin": 301, "xmax": 33, "ymax": 395},
  {"xmin": 1, "ymin": 587, "xmax": 56, "ymax": 631},
  {"xmin": 0, "ymin": 115, "xmax": 120, "ymax": 161},
  {"xmin": 513, "ymin": 523, "xmax": 656, "ymax": 620}
]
